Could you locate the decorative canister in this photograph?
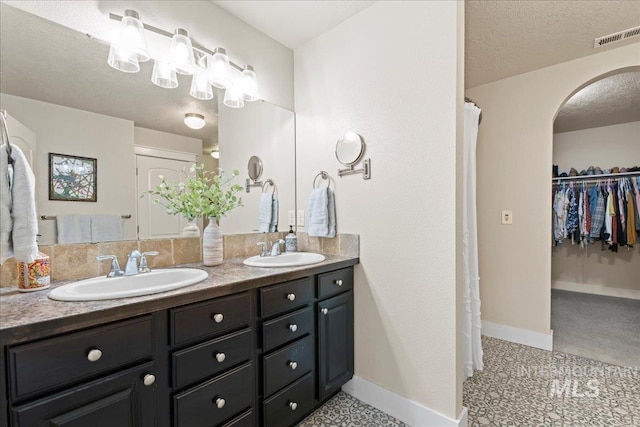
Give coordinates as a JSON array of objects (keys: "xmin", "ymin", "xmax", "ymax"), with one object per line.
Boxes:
[{"xmin": 17, "ymin": 251, "xmax": 51, "ymax": 292}]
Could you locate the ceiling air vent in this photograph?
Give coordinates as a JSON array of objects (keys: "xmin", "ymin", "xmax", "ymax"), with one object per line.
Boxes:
[{"xmin": 594, "ymin": 25, "xmax": 640, "ymax": 48}]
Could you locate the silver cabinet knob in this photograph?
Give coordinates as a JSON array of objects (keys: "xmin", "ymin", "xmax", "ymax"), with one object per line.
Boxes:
[
  {"xmin": 143, "ymin": 373, "xmax": 156, "ymax": 386},
  {"xmin": 286, "ymin": 293, "xmax": 296, "ymax": 301},
  {"xmin": 215, "ymin": 352, "xmax": 226, "ymax": 363},
  {"xmin": 215, "ymin": 397, "xmax": 226, "ymax": 409},
  {"xmin": 289, "ymin": 324, "xmax": 298, "ymax": 332},
  {"xmin": 212, "ymin": 313, "xmax": 224, "ymax": 323},
  {"xmin": 87, "ymin": 348, "xmax": 102, "ymax": 362},
  {"xmin": 335, "ymin": 279, "xmax": 343, "ymax": 286},
  {"xmin": 321, "ymin": 308, "xmax": 328, "ymax": 315},
  {"xmin": 289, "ymin": 401, "xmax": 298, "ymax": 411},
  {"xmin": 288, "ymin": 361, "xmax": 297, "ymax": 370}
]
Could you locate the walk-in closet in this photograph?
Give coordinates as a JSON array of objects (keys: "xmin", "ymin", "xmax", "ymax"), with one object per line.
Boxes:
[{"xmin": 550, "ymin": 69, "xmax": 640, "ymax": 368}]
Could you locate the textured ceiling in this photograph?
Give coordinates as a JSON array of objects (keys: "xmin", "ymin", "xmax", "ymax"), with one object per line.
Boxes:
[
  {"xmin": 465, "ymin": 0, "xmax": 640, "ymax": 88},
  {"xmin": 0, "ymin": 4, "xmax": 219, "ymax": 150},
  {"xmin": 212, "ymin": 0, "xmax": 375, "ymax": 49},
  {"xmin": 554, "ymin": 71, "xmax": 640, "ymax": 133}
]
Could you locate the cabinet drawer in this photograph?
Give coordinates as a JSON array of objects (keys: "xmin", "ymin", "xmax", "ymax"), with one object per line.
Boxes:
[
  {"xmin": 174, "ymin": 363, "xmax": 253, "ymax": 427},
  {"xmin": 173, "ymin": 328, "xmax": 253, "ymax": 389},
  {"xmin": 222, "ymin": 409, "xmax": 254, "ymax": 427},
  {"xmin": 260, "ymin": 277, "xmax": 313, "ymax": 318},
  {"xmin": 263, "ymin": 371, "xmax": 315, "ymax": 427},
  {"xmin": 318, "ymin": 267, "xmax": 353, "ymax": 299},
  {"xmin": 12, "ymin": 361, "xmax": 156, "ymax": 427},
  {"xmin": 171, "ymin": 293, "xmax": 251, "ymax": 346},
  {"xmin": 263, "ymin": 335, "xmax": 314, "ymax": 397},
  {"xmin": 9, "ymin": 316, "xmax": 153, "ymax": 400},
  {"xmin": 262, "ymin": 307, "xmax": 313, "ymax": 353}
]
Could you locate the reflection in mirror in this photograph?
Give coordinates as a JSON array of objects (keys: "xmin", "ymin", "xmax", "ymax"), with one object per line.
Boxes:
[
  {"xmin": 336, "ymin": 132, "xmax": 364, "ymax": 166},
  {"xmin": 0, "ymin": 4, "xmax": 296, "ymax": 243},
  {"xmin": 248, "ymin": 156, "xmax": 263, "ymax": 181}
]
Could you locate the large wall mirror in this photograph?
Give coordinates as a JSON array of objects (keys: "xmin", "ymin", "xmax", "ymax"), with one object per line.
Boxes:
[{"xmin": 0, "ymin": 4, "xmax": 295, "ymax": 244}]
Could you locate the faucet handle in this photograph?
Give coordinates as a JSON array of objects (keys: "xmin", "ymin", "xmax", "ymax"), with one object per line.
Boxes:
[
  {"xmin": 257, "ymin": 242, "xmax": 268, "ymax": 257},
  {"xmin": 96, "ymin": 255, "xmax": 121, "ymax": 277},
  {"xmin": 139, "ymin": 251, "xmax": 159, "ymax": 273}
]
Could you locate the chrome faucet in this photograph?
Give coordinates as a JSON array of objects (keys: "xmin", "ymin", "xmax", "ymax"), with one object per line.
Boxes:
[
  {"xmin": 138, "ymin": 251, "xmax": 159, "ymax": 273},
  {"xmin": 96, "ymin": 255, "xmax": 123, "ymax": 277},
  {"xmin": 124, "ymin": 250, "xmax": 142, "ymax": 276},
  {"xmin": 257, "ymin": 242, "xmax": 269, "ymax": 257},
  {"xmin": 269, "ymin": 239, "xmax": 285, "ymax": 256}
]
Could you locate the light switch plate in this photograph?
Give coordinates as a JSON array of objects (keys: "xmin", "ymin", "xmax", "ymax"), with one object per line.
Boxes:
[
  {"xmin": 288, "ymin": 210, "xmax": 296, "ymax": 226},
  {"xmin": 501, "ymin": 210, "xmax": 513, "ymax": 225},
  {"xmin": 297, "ymin": 210, "xmax": 305, "ymax": 226}
]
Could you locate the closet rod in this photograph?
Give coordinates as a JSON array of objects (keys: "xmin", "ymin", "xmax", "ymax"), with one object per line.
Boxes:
[
  {"xmin": 40, "ymin": 214, "xmax": 132, "ymax": 220},
  {"xmin": 553, "ymin": 171, "xmax": 640, "ymax": 182}
]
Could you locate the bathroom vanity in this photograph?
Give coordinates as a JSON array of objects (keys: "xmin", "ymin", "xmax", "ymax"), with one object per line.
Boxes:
[{"xmin": 0, "ymin": 256, "xmax": 357, "ymax": 427}]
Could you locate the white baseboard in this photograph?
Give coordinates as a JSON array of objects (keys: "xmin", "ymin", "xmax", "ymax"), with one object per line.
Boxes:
[
  {"xmin": 482, "ymin": 320, "xmax": 553, "ymax": 351},
  {"xmin": 552, "ymin": 280, "xmax": 640, "ymax": 300},
  {"xmin": 342, "ymin": 376, "xmax": 468, "ymax": 427}
]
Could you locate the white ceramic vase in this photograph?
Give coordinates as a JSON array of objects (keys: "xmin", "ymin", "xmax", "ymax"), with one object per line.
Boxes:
[
  {"xmin": 202, "ymin": 218, "xmax": 223, "ymax": 266},
  {"xmin": 181, "ymin": 218, "xmax": 200, "ymax": 237}
]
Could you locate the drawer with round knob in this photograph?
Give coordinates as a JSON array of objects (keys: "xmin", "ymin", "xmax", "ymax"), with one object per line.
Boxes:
[
  {"xmin": 260, "ymin": 277, "xmax": 313, "ymax": 318},
  {"xmin": 172, "ymin": 328, "xmax": 253, "ymax": 389},
  {"xmin": 263, "ymin": 335, "xmax": 314, "ymax": 397},
  {"xmin": 173, "ymin": 363, "xmax": 254, "ymax": 427},
  {"xmin": 263, "ymin": 371, "xmax": 315, "ymax": 427},
  {"xmin": 317, "ymin": 267, "xmax": 353, "ymax": 300},
  {"xmin": 8, "ymin": 316, "xmax": 153, "ymax": 401},
  {"xmin": 262, "ymin": 306, "xmax": 313, "ymax": 353},
  {"xmin": 170, "ymin": 292, "xmax": 251, "ymax": 346}
]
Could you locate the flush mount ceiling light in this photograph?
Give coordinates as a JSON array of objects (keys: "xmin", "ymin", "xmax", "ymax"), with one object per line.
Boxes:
[
  {"xmin": 105, "ymin": 11, "xmax": 260, "ymax": 108},
  {"xmin": 210, "ymin": 150, "xmax": 220, "ymax": 159},
  {"xmin": 184, "ymin": 113, "xmax": 206, "ymax": 130}
]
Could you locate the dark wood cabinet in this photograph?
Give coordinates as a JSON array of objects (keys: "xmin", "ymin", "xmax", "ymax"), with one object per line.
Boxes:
[{"xmin": 3, "ymin": 264, "xmax": 356, "ymax": 427}]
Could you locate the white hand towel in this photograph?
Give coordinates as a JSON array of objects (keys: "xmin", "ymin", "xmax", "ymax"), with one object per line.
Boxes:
[
  {"xmin": 307, "ymin": 188, "xmax": 329, "ymax": 237},
  {"xmin": 0, "ymin": 144, "xmax": 38, "ymax": 264},
  {"xmin": 91, "ymin": 215, "xmax": 123, "ymax": 242},
  {"xmin": 57, "ymin": 215, "xmax": 91, "ymax": 244},
  {"xmin": 269, "ymin": 196, "xmax": 279, "ymax": 232},
  {"xmin": 258, "ymin": 193, "xmax": 273, "ymax": 233}
]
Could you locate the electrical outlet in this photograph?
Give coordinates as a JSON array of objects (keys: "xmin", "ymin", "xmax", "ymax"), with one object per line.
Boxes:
[
  {"xmin": 501, "ymin": 210, "xmax": 513, "ymax": 225},
  {"xmin": 297, "ymin": 210, "xmax": 305, "ymax": 226},
  {"xmin": 288, "ymin": 210, "xmax": 296, "ymax": 226}
]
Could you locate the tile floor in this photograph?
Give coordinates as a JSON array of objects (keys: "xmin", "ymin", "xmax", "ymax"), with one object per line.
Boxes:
[{"xmin": 298, "ymin": 391, "xmax": 406, "ymax": 427}]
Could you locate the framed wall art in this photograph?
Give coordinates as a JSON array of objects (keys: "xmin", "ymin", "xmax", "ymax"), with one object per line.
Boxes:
[{"xmin": 48, "ymin": 153, "xmax": 97, "ymax": 202}]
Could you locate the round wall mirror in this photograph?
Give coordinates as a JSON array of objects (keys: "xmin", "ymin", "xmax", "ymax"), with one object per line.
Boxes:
[
  {"xmin": 335, "ymin": 132, "xmax": 364, "ymax": 166},
  {"xmin": 247, "ymin": 155, "xmax": 263, "ymax": 181}
]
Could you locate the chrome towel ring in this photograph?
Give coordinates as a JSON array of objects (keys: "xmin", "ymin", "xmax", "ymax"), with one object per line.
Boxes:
[
  {"xmin": 313, "ymin": 171, "xmax": 331, "ymax": 189},
  {"xmin": 262, "ymin": 179, "xmax": 276, "ymax": 195}
]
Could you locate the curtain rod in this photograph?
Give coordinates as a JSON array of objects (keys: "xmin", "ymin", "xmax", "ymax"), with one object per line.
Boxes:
[{"xmin": 40, "ymin": 214, "xmax": 132, "ymax": 220}]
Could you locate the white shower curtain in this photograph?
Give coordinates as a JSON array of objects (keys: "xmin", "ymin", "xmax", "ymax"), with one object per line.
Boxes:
[{"xmin": 462, "ymin": 102, "xmax": 483, "ymax": 379}]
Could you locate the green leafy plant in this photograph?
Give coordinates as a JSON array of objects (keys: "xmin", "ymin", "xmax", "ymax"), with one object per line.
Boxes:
[{"xmin": 143, "ymin": 164, "xmax": 243, "ymax": 220}]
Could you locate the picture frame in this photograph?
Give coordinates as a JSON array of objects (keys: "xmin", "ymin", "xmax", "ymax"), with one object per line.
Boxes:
[{"xmin": 48, "ymin": 153, "xmax": 97, "ymax": 202}]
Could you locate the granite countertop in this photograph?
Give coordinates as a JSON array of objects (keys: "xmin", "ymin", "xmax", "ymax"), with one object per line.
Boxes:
[{"xmin": 0, "ymin": 255, "xmax": 358, "ymax": 345}]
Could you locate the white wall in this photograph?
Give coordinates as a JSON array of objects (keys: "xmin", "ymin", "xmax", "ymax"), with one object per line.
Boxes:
[
  {"xmin": 552, "ymin": 121, "xmax": 640, "ymax": 295},
  {"xmin": 553, "ymin": 121, "xmax": 640, "ymax": 173},
  {"xmin": 219, "ymin": 101, "xmax": 295, "ymax": 234},
  {"xmin": 465, "ymin": 43, "xmax": 640, "ymax": 335},
  {"xmin": 295, "ymin": 1, "xmax": 463, "ymax": 422},
  {"xmin": 1, "ymin": 93, "xmax": 137, "ymax": 244},
  {"xmin": 134, "ymin": 127, "xmax": 203, "ymax": 160}
]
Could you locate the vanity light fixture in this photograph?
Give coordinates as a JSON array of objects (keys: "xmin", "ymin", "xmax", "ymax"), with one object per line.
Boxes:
[
  {"xmin": 106, "ymin": 11, "xmax": 260, "ymax": 107},
  {"xmin": 184, "ymin": 113, "xmax": 206, "ymax": 130},
  {"xmin": 210, "ymin": 150, "xmax": 220, "ymax": 159}
]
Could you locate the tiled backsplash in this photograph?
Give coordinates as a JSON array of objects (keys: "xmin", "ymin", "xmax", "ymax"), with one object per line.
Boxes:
[{"xmin": 0, "ymin": 233, "xmax": 359, "ymax": 287}]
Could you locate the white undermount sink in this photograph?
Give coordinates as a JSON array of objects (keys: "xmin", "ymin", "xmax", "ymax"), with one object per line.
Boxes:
[
  {"xmin": 243, "ymin": 252, "xmax": 325, "ymax": 268},
  {"xmin": 48, "ymin": 268, "xmax": 209, "ymax": 302}
]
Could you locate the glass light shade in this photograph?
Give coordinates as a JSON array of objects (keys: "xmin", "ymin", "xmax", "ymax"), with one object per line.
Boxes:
[
  {"xmin": 210, "ymin": 150, "xmax": 220, "ymax": 159},
  {"xmin": 207, "ymin": 48, "xmax": 232, "ymax": 89},
  {"xmin": 223, "ymin": 84, "xmax": 245, "ymax": 109},
  {"xmin": 169, "ymin": 29, "xmax": 195, "ymax": 75},
  {"xmin": 115, "ymin": 11, "xmax": 150, "ymax": 62},
  {"xmin": 107, "ymin": 43, "xmax": 139, "ymax": 73},
  {"xmin": 184, "ymin": 113, "xmax": 206, "ymax": 130},
  {"xmin": 240, "ymin": 65, "xmax": 259, "ymax": 101},
  {"xmin": 151, "ymin": 60, "xmax": 178, "ymax": 88},
  {"xmin": 190, "ymin": 67, "xmax": 214, "ymax": 100}
]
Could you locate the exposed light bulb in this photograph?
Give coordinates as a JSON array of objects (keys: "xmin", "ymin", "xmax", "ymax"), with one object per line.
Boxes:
[{"xmin": 184, "ymin": 113, "xmax": 206, "ymax": 130}]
